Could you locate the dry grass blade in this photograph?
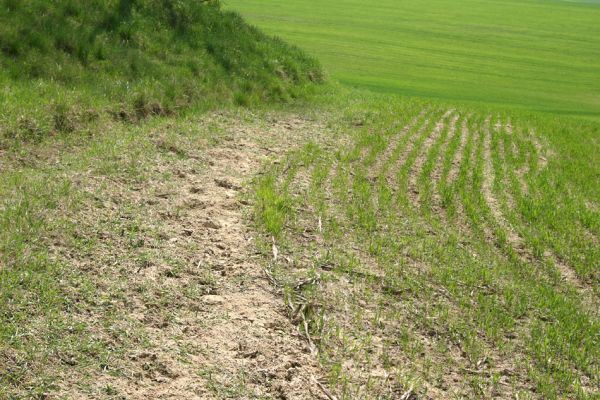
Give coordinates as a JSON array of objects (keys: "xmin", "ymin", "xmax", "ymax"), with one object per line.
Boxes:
[
  {"xmin": 312, "ymin": 376, "xmax": 338, "ymax": 400},
  {"xmin": 272, "ymin": 236, "xmax": 279, "ymax": 261}
]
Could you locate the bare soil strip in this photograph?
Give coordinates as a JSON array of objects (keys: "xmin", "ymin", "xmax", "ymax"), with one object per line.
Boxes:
[
  {"xmin": 451, "ymin": 118, "xmax": 483, "ymax": 239},
  {"xmin": 514, "ymin": 128, "xmax": 532, "ymax": 196},
  {"xmin": 528, "ymin": 129, "xmax": 549, "ymax": 171},
  {"xmin": 464, "ymin": 118, "xmax": 499, "ymax": 243},
  {"xmin": 515, "ymin": 162, "xmax": 530, "ymax": 196},
  {"xmin": 505, "ymin": 119, "xmax": 513, "ymax": 135},
  {"xmin": 406, "ymin": 111, "xmax": 455, "ymax": 209},
  {"xmin": 582, "ymin": 227, "xmax": 600, "ymax": 251},
  {"xmin": 386, "ymin": 111, "xmax": 449, "ymax": 191},
  {"xmin": 446, "ymin": 117, "xmax": 470, "ymax": 186},
  {"xmin": 384, "ymin": 115, "xmax": 434, "ymax": 189},
  {"xmin": 55, "ymin": 114, "xmax": 329, "ymax": 399},
  {"xmin": 482, "ymin": 116, "xmax": 526, "ymax": 248},
  {"xmin": 499, "ymin": 125, "xmax": 594, "ymax": 297},
  {"xmin": 496, "ymin": 120, "xmax": 517, "ymax": 210}
]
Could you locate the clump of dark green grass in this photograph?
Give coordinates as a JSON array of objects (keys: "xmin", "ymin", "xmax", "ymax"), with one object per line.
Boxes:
[{"xmin": 0, "ymin": 0, "xmax": 323, "ymax": 142}]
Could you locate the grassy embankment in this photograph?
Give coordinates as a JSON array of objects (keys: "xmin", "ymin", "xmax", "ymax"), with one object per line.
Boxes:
[
  {"xmin": 0, "ymin": 1, "xmax": 322, "ymax": 397},
  {"xmin": 0, "ymin": 0, "xmax": 322, "ymax": 142}
]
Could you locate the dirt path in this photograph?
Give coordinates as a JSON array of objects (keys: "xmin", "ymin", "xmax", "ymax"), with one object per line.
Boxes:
[{"xmin": 56, "ymin": 113, "xmax": 329, "ymax": 399}]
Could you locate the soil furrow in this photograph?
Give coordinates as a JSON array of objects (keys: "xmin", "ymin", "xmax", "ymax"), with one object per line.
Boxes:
[
  {"xmin": 406, "ymin": 111, "xmax": 455, "ymax": 210},
  {"xmin": 387, "ymin": 110, "xmax": 449, "ymax": 192},
  {"xmin": 447, "ymin": 116, "xmax": 470, "ymax": 186},
  {"xmin": 466, "ymin": 117, "xmax": 495, "ymax": 242},
  {"xmin": 528, "ymin": 129, "xmax": 549, "ymax": 171},
  {"xmin": 482, "ymin": 116, "xmax": 524, "ymax": 248},
  {"xmin": 482, "ymin": 118, "xmax": 586, "ymax": 292},
  {"xmin": 384, "ymin": 115, "xmax": 436, "ymax": 190},
  {"xmin": 452, "ymin": 119, "xmax": 481, "ymax": 239},
  {"xmin": 516, "ymin": 163, "xmax": 530, "ymax": 195},
  {"xmin": 497, "ymin": 119, "xmax": 517, "ymax": 210}
]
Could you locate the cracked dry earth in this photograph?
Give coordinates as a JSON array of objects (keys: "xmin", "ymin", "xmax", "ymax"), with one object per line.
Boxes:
[{"xmin": 55, "ymin": 114, "xmax": 329, "ymax": 399}]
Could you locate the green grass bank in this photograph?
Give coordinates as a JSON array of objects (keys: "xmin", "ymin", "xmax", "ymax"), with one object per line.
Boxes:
[{"xmin": 0, "ymin": 0, "xmax": 322, "ymax": 143}]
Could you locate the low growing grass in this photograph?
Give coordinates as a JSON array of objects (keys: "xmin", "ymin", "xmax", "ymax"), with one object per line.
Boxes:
[
  {"xmin": 252, "ymin": 90, "xmax": 599, "ymax": 399},
  {"xmin": 0, "ymin": 112, "xmax": 225, "ymax": 397}
]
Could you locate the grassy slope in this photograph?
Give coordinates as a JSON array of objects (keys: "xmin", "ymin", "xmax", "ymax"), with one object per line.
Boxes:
[
  {"xmin": 226, "ymin": 0, "xmax": 600, "ymax": 119},
  {"xmin": 0, "ymin": 0, "xmax": 322, "ymax": 142}
]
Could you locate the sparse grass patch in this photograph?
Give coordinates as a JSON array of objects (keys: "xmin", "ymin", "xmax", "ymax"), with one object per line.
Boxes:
[
  {"xmin": 0, "ymin": 111, "xmax": 239, "ymax": 397},
  {"xmin": 252, "ymin": 91, "xmax": 600, "ymax": 399}
]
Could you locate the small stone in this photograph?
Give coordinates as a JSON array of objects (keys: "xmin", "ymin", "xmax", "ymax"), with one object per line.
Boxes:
[
  {"xmin": 202, "ymin": 295, "xmax": 225, "ymax": 305},
  {"xmin": 203, "ymin": 220, "xmax": 222, "ymax": 229},
  {"xmin": 215, "ymin": 178, "xmax": 240, "ymax": 191}
]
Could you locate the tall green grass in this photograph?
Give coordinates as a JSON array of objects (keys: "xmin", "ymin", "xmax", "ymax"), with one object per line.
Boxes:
[{"xmin": 0, "ymin": 0, "xmax": 322, "ymax": 142}]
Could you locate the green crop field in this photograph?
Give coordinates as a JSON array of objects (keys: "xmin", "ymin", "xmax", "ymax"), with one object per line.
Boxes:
[
  {"xmin": 253, "ymin": 93, "xmax": 599, "ymax": 398},
  {"xmin": 226, "ymin": 0, "xmax": 600, "ymax": 119},
  {"xmin": 226, "ymin": 0, "xmax": 600, "ymax": 398}
]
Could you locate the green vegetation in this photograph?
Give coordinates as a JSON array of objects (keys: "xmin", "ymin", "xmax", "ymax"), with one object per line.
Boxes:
[
  {"xmin": 0, "ymin": 1, "xmax": 324, "ymax": 397},
  {"xmin": 0, "ymin": 0, "xmax": 322, "ymax": 142},
  {"xmin": 226, "ymin": 0, "xmax": 600, "ymax": 119},
  {"xmin": 1, "ymin": 0, "xmax": 599, "ymax": 398},
  {"xmin": 253, "ymin": 91, "xmax": 599, "ymax": 399}
]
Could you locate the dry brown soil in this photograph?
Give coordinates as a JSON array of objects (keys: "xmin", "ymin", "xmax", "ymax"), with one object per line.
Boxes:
[{"xmin": 49, "ymin": 113, "xmax": 332, "ymax": 399}]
